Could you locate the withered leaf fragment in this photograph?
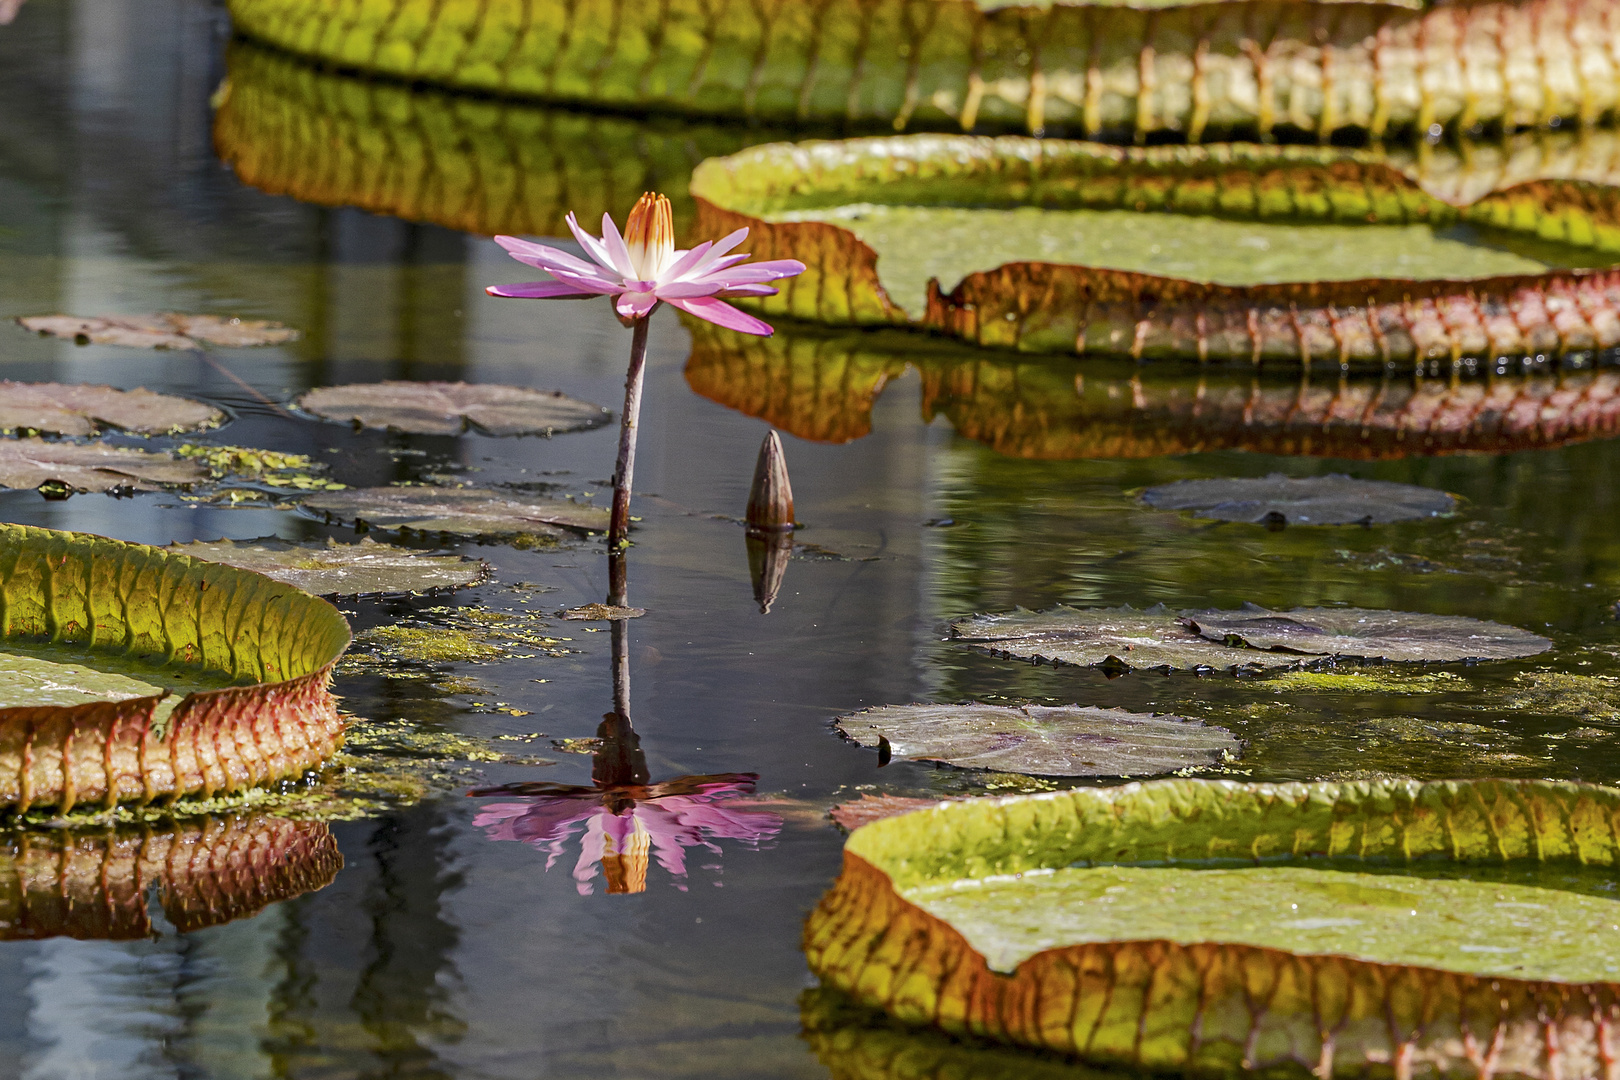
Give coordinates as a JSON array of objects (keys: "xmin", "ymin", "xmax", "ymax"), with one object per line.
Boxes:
[
  {"xmin": 172, "ymin": 536, "xmax": 488, "ymax": 598},
  {"xmin": 0, "ymin": 383, "xmax": 223, "ymax": 437},
  {"xmin": 301, "ymin": 485, "xmax": 609, "ymax": 541},
  {"xmin": 0, "ymin": 439, "xmax": 207, "ymax": 494},
  {"xmin": 296, "ymin": 381, "xmax": 610, "ymax": 437},
  {"xmin": 18, "ymin": 313, "xmax": 298, "ymax": 350}
]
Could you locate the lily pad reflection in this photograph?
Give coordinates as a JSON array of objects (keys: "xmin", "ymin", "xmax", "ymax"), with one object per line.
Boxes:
[{"xmin": 1140, "ymin": 473, "xmax": 1456, "ymax": 525}]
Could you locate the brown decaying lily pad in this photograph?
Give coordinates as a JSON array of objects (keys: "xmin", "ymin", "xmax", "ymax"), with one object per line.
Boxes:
[
  {"xmin": 295, "ymin": 382, "xmax": 611, "ymax": 437},
  {"xmin": 0, "ymin": 815, "xmax": 342, "ymax": 940},
  {"xmin": 18, "ymin": 314, "xmax": 299, "ymax": 350},
  {"xmin": 300, "ymin": 486, "xmax": 610, "ymax": 539},
  {"xmin": 1139, "ymin": 473, "xmax": 1457, "ymax": 525},
  {"xmin": 950, "ymin": 606, "xmax": 1287, "ymax": 672},
  {"xmin": 836, "ymin": 704, "xmax": 1242, "ymax": 777},
  {"xmin": 0, "ymin": 439, "xmax": 207, "ymax": 494},
  {"xmin": 829, "ymin": 794, "xmax": 953, "ymax": 832},
  {"xmin": 1182, "ymin": 605, "xmax": 1553, "ymax": 662},
  {"xmin": 560, "ymin": 604, "xmax": 645, "ymax": 621},
  {"xmin": 0, "ymin": 383, "xmax": 223, "ymax": 437},
  {"xmin": 171, "ymin": 537, "xmax": 488, "ymax": 598}
]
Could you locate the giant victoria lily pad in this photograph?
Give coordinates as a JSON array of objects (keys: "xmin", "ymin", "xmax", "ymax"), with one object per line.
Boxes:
[
  {"xmin": 692, "ymin": 135, "xmax": 1620, "ymax": 366},
  {"xmin": 687, "ymin": 319, "xmax": 1620, "ymax": 458},
  {"xmin": 230, "ymin": 0, "xmax": 1612, "ymax": 143},
  {"xmin": 295, "ymin": 382, "xmax": 610, "ymax": 437},
  {"xmin": 806, "ymin": 778, "xmax": 1620, "ymax": 1076},
  {"xmin": 835, "ymin": 704, "xmax": 1240, "ymax": 776},
  {"xmin": 1140, "ymin": 473, "xmax": 1457, "ymax": 525},
  {"xmin": 951, "ymin": 604, "xmax": 1550, "ymax": 671},
  {"xmin": 0, "ymin": 524, "xmax": 351, "ymax": 811},
  {"xmin": 0, "ymin": 814, "xmax": 341, "ymax": 939}
]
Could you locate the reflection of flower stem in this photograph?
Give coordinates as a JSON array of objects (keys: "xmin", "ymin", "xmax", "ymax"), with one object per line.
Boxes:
[{"xmin": 609, "ymin": 317, "xmax": 650, "ymax": 554}]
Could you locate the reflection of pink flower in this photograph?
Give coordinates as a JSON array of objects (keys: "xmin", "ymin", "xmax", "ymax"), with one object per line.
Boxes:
[
  {"xmin": 471, "ymin": 774, "xmax": 780, "ymax": 895},
  {"xmin": 0, "ymin": 0, "xmax": 25, "ymax": 25}
]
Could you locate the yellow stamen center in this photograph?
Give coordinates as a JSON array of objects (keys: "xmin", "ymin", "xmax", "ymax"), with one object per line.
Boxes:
[{"xmin": 624, "ymin": 192, "xmax": 674, "ymax": 280}]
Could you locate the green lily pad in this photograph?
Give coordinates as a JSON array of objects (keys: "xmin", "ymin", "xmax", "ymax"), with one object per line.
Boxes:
[
  {"xmin": 171, "ymin": 537, "xmax": 489, "ymax": 598},
  {"xmin": 1140, "ymin": 473, "xmax": 1457, "ymax": 525},
  {"xmin": 835, "ymin": 704, "xmax": 1241, "ymax": 777},
  {"xmin": 300, "ymin": 485, "xmax": 609, "ymax": 542},
  {"xmin": 0, "ymin": 382, "xmax": 223, "ymax": 437},
  {"xmin": 1182, "ymin": 605, "xmax": 1552, "ymax": 662},
  {"xmin": 295, "ymin": 382, "xmax": 611, "ymax": 437},
  {"xmin": 0, "ymin": 815, "xmax": 341, "ymax": 940},
  {"xmin": 0, "ymin": 438, "xmax": 207, "ymax": 494},
  {"xmin": 17, "ymin": 313, "xmax": 298, "ymax": 349},
  {"xmin": 807, "ymin": 778, "xmax": 1620, "ymax": 1075},
  {"xmin": 949, "ymin": 605, "xmax": 1292, "ymax": 672}
]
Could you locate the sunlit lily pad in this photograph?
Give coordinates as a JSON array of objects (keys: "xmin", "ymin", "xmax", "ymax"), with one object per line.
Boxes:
[
  {"xmin": 0, "ymin": 438, "xmax": 207, "ymax": 494},
  {"xmin": 295, "ymin": 382, "xmax": 611, "ymax": 437},
  {"xmin": 807, "ymin": 778, "xmax": 1620, "ymax": 1075},
  {"xmin": 835, "ymin": 704, "xmax": 1240, "ymax": 777},
  {"xmin": 17, "ymin": 313, "xmax": 298, "ymax": 350},
  {"xmin": 171, "ymin": 537, "xmax": 488, "ymax": 598},
  {"xmin": 1182, "ymin": 605, "xmax": 1552, "ymax": 662},
  {"xmin": 950, "ymin": 606, "xmax": 1289, "ymax": 672},
  {"xmin": 1139, "ymin": 473, "xmax": 1456, "ymax": 525},
  {"xmin": 300, "ymin": 486, "xmax": 609, "ymax": 541},
  {"xmin": 0, "ymin": 815, "xmax": 341, "ymax": 940},
  {"xmin": 0, "ymin": 523, "xmax": 351, "ymax": 811},
  {"xmin": 0, "ymin": 382, "xmax": 223, "ymax": 437}
]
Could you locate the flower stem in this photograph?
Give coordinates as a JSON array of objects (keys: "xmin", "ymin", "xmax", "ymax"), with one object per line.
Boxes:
[{"xmin": 608, "ymin": 316, "xmax": 651, "ymax": 570}]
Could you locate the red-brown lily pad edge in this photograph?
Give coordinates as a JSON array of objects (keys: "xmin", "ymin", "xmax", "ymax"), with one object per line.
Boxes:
[{"xmin": 0, "ymin": 523, "xmax": 351, "ymax": 813}]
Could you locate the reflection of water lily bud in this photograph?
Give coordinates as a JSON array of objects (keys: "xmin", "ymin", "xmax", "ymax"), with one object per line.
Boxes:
[{"xmin": 470, "ymin": 774, "xmax": 780, "ymax": 896}]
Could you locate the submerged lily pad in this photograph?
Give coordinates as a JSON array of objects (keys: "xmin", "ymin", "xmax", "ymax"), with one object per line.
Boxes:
[
  {"xmin": 1140, "ymin": 473, "xmax": 1456, "ymax": 525},
  {"xmin": 295, "ymin": 381, "xmax": 611, "ymax": 437},
  {"xmin": 835, "ymin": 704, "xmax": 1240, "ymax": 777},
  {"xmin": 17, "ymin": 313, "xmax": 298, "ymax": 350},
  {"xmin": 0, "ymin": 438, "xmax": 207, "ymax": 494},
  {"xmin": 171, "ymin": 537, "xmax": 488, "ymax": 598},
  {"xmin": 949, "ymin": 606, "xmax": 1290, "ymax": 672},
  {"xmin": 1182, "ymin": 605, "xmax": 1552, "ymax": 662},
  {"xmin": 0, "ymin": 523, "xmax": 350, "ymax": 811},
  {"xmin": 829, "ymin": 794, "xmax": 953, "ymax": 832},
  {"xmin": 300, "ymin": 486, "xmax": 609, "ymax": 542},
  {"xmin": 807, "ymin": 778, "xmax": 1620, "ymax": 1075},
  {"xmin": 0, "ymin": 815, "xmax": 341, "ymax": 939},
  {"xmin": 0, "ymin": 383, "xmax": 223, "ymax": 437}
]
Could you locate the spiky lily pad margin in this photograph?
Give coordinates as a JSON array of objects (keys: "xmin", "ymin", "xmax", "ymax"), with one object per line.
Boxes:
[
  {"xmin": 806, "ymin": 778, "xmax": 1620, "ymax": 1078},
  {"xmin": 691, "ymin": 135, "xmax": 1620, "ymax": 366},
  {"xmin": 0, "ymin": 524, "xmax": 351, "ymax": 813},
  {"xmin": 226, "ymin": 0, "xmax": 1612, "ymax": 143}
]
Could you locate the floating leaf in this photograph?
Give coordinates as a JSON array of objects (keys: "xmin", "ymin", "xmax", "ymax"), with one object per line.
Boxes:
[
  {"xmin": 835, "ymin": 704, "xmax": 1240, "ymax": 777},
  {"xmin": 0, "ymin": 382, "xmax": 224, "ymax": 437},
  {"xmin": 0, "ymin": 438, "xmax": 207, "ymax": 494},
  {"xmin": 0, "ymin": 815, "xmax": 341, "ymax": 940},
  {"xmin": 171, "ymin": 537, "xmax": 488, "ymax": 598},
  {"xmin": 559, "ymin": 604, "xmax": 645, "ymax": 621},
  {"xmin": 1139, "ymin": 473, "xmax": 1456, "ymax": 525},
  {"xmin": 295, "ymin": 381, "xmax": 611, "ymax": 437},
  {"xmin": 829, "ymin": 794, "xmax": 953, "ymax": 832},
  {"xmin": 0, "ymin": 523, "xmax": 350, "ymax": 811},
  {"xmin": 807, "ymin": 778, "xmax": 1620, "ymax": 1075},
  {"xmin": 300, "ymin": 485, "xmax": 609, "ymax": 542},
  {"xmin": 17, "ymin": 313, "xmax": 297, "ymax": 349},
  {"xmin": 1182, "ymin": 605, "xmax": 1552, "ymax": 662},
  {"xmin": 234, "ymin": 0, "xmax": 1620, "ymax": 146},
  {"xmin": 950, "ymin": 606, "xmax": 1291, "ymax": 672}
]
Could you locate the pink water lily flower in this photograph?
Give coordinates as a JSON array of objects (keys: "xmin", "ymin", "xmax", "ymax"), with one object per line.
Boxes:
[{"xmin": 486, "ymin": 192, "xmax": 805, "ymax": 336}]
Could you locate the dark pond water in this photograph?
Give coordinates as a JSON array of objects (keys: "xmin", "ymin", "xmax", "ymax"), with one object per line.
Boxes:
[{"xmin": 7, "ymin": 2, "xmax": 1620, "ymax": 1077}]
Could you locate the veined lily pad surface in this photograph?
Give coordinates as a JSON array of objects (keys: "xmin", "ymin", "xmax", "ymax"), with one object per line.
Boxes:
[
  {"xmin": 1140, "ymin": 473, "xmax": 1457, "ymax": 525},
  {"xmin": 807, "ymin": 778, "xmax": 1620, "ymax": 1076},
  {"xmin": 295, "ymin": 382, "xmax": 610, "ymax": 437},
  {"xmin": 172, "ymin": 537, "xmax": 489, "ymax": 598},
  {"xmin": 0, "ymin": 524, "xmax": 350, "ymax": 811},
  {"xmin": 0, "ymin": 382, "xmax": 223, "ymax": 437},
  {"xmin": 0, "ymin": 439, "xmax": 207, "ymax": 494},
  {"xmin": 300, "ymin": 486, "xmax": 610, "ymax": 541},
  {"xmin": 835, "ymin": 703, "xmax": 1240, "ymax": 776},
  {"xmin": 692, "ymin": 135, "xmax": 1620, "ymax": 365}
]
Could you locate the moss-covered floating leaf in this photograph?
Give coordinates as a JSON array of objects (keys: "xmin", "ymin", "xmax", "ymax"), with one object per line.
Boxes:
[
  {"xmin": 0, "ymin": 382, "xmax": 223, "ymax": 437},
  {"xmin": 0, "ymin": 814, "xmax": 341, "ymax": 939},
  {"xmin": 1183, "ymin": 605, "xmax": 1552, "ymax": 662},
  {"xmin": 296, "ymin": 381, "xmax": 611, "ymax": 437},
  {"xmin": 836, "ymin": 704, "xmax": 1241, "ymax": 777},
  {"xmin": 949, "ymin": 606, "xmax": 1293, "ymax": 672},
  {"xmin": 807, "ymin": 778, "xmax": 1620, "ymax": 1075},
  {"xmin": 173, "ymin": 444, "xmax": 343, "ymax": 490},
  {"xmin": 300, "ymin": 486, "xmax": 609, "ymax": 540},
  {"xmin": 172, "ymin": 537, "xmax": 488, "ymax": 598},
  {"xmin": 0, "ymin": 523, "xmax": 351, "ymax": 811},
  {"xmin": 1140, "ymin": 473, "xmax": 1456, "ymax": 525},
  {"xmin": 0, "ymin": 438, "xmax": 207, "ymax": 494},
  {"xmin": 17, "ymin": 313, "xmax": 298, "ymax": 349}
]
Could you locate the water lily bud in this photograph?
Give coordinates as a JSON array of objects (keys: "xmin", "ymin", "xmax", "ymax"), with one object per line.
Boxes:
[{"xmin": 746, "ymin": 429, "xmax": 795, "ymax": 534}]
